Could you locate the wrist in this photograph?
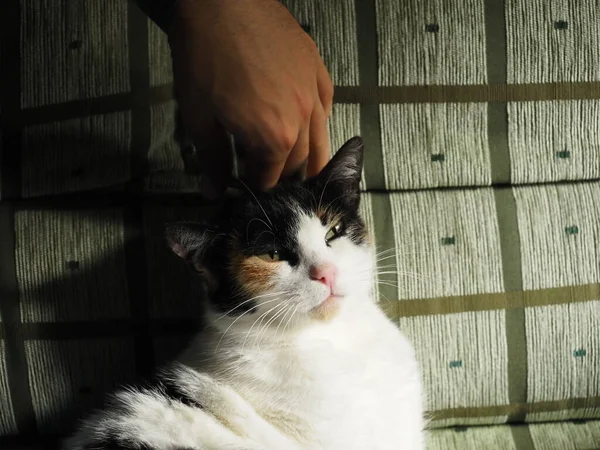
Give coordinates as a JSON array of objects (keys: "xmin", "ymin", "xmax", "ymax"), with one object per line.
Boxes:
[{"xmin": 168, "ymin": 0, "xmax": 205, "ymax": 37}]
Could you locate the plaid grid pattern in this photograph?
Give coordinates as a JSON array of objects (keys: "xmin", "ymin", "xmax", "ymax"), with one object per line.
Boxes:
[{"xmin": 1, "ymin": 0, "xmax": 600, "ymax": 448}]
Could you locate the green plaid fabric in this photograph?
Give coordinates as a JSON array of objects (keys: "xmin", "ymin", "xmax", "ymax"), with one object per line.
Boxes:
[
  {"xmin": 427, "ymin": 421, "xmax": 600, "ymax": 450},
  {"xmin": 1, "ymin": 0, "xmax": 600, "ymax": 448}
]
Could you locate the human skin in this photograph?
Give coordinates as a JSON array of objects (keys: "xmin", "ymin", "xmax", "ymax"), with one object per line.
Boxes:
[{"xmin": 167, "ymin": 0, "xmax": 334, "ymax": 195}]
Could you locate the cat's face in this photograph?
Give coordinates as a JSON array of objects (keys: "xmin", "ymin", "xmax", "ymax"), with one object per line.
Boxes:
[{"xmin": 166, "ymin": 137, "xmax": 373, "ymax": 327}]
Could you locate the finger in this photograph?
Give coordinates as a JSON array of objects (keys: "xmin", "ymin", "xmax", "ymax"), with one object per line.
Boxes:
[
  {"xmin": 245, "ymin": 149, "xmax": 287, "ymax": 191},
  {"xmin": 317, "ymin": 64, "xmax": 334, "ymax": 117},
  {"xmin": 306, "ymin": 104, "xmax": 330, "ymax": 178},
  {"xmin": 281, "ymin": 126, "xmax": 309, "ymax": 180},
  {"xmin": 241, "ymin": 115, "xmax": 299, "ymax": 190}
]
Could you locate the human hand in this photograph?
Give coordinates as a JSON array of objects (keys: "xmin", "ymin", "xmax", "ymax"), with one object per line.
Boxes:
[{"xmin": 168, "ymin": 0, "xmax": 334, "ymax": 196}]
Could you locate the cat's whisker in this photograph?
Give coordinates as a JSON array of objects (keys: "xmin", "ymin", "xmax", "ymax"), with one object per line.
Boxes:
[
  {"xmin": 214, "ymin": 307, "xmax": 259, "ymax": 353},
  {"xmin": 378, "ymin": 291, "xmax": 394, "ymax": 309},
  {"xmin": 375, "ymin": 247, "xmax": 396, "ymax": 256},
  {"xmin": 376, "ymin": 254, "xmax": 399, "ymax": 262},
  {"xmin": 254, "ymin": 303, "xmax": 288, "ymax": 353},
  {"xmin": 240, "ymin": 309, "xmax": 274, "ymax": 354},
  {"xmin": 296, "ymin": 184, "xmax": 318, "ymax": 207},
  {"xmin": 247, "ymin": 220, "xmax": 275, "ymax": 244},
  {"xmin": 320, "ymin": 190, "xmax": 355, "ymax": 214},
  {"xmin": 317, "ymin": 171, "xmax": 336, "ymax": 212},
  {"xmin": 256, "ymin": 303, "xmax": 290, "ymax": 347},
  {"xmin": 376, "ymin": 283, "xmax": 413, "ymax": 297},
  {"xmin": 241, "ymin": 302, "xmax": 285, "ymax": 353},
  {"xmin": 282, "ymin": 304, "xmax": 300, "ymax": 337},
  {"xmin": 375, "ymin": 244, "xmax": 427, "ymax": 258},
  {"xmin": 374, "ymin": 246, "xmax": 420, "ymax": 258},
  {"xmin": 251, "ymin": 229, "xmax": 276, "ymax": 252},
  {"xmin": 397, "ymin": 271, "xmax": 437, "ymax": 282},
  {"xmin": 208, "ymin": 292, "xmax": 286, "ymax": 326},
  {"xmin": 274, "ymin": 303, "xmax": 294, "ymax": 343},
  {"xmin": 352, "ymin": 266, "xmax": 398, "ymax": 275},
  {"xmin": 213, "ymin": 296, "xmax": 287, "ymax": 352},
  {"xmin": 238, "ymin": 178, "xmax": 274, "ymax": 229}
]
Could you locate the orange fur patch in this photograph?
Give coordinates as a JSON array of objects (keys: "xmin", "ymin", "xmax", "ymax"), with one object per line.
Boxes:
[
  {"xmin": 228, "ymin": 245, "xmax": 278, "ymax": 298},
  {"xmin": 316, "ymin": 208, "xmax": 343, "ymax": 226},
  {"xmin": 310, "ymin": 296, "xmax": 342, "ymax": 321}
]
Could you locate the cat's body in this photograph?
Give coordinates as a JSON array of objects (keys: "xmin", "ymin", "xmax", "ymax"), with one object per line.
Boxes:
[{"xmin": 65, "ymin": 137, "xmax": 424, "ymax": 450}]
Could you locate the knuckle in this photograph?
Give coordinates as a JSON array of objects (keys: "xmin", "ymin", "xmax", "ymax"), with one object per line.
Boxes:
[
  {"xmin": 296, "ymin": 93, "xmax": 314, "ymax": 123},
  {"xmin": 263, "ymin": 115, "xmax": 297, "ymax": 154},
  {"xmin": 276, "ymin": 125, "xmax": 298, "ymax": 152}
]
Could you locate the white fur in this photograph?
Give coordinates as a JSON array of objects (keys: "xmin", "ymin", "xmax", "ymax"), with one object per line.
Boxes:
[{"xmin": 65, "ymin": 212, "xmax": 424, "ymax": 450}]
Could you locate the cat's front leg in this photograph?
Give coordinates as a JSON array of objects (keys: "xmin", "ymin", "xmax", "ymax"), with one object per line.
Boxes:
[{"xmin": 181, "ymin": 370, "xmax": 303, "ymax": 449}]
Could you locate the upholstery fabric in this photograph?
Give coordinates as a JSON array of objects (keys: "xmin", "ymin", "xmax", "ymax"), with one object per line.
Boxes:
[{"xmin": 1, "ymin": 0, "xmax": 600, "ymax": 448}]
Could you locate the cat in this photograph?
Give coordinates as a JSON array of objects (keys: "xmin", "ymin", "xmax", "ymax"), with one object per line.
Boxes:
[{"xmin": 64, "ymin": 136, "xmax": 424, "ymax": 450}]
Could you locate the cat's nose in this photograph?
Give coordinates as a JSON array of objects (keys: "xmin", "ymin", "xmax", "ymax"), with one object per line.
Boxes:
[{"xmin": 310, "ymin": 263, "xmax": 337, "ymax": 291}]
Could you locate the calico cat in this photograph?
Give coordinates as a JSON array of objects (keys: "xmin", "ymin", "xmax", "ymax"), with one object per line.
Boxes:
[{"xmin": 64, "ymin": 137, "xmax": 424, "ymax": 450}]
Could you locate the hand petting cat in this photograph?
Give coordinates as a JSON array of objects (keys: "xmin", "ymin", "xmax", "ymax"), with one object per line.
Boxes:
[{"xmin": 168, "ymin": 0, "xmax": 334, "ymax": 195}]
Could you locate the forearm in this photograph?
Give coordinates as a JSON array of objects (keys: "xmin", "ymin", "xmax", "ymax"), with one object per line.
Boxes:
[{"xmin": 134, "ymin": 0, "xmax": 180, "ymax": 33}]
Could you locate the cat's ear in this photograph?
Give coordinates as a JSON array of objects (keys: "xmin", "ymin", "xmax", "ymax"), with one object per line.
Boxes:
[
  {"xmin": 319, "ymin": 136, "xmax": 364, "ymax": 185},
  {"xmin": 165, "ymin": 222, "xmax": 223, "ymax": 275},
  {"xmin": 313, "ymin": 136, "xmax": 364, "ymax": 206}
]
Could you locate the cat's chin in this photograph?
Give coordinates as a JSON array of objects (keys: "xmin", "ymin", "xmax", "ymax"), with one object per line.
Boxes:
[{"xmin": 309, "ymin": 294, "xmax": 343, "ymax": 322}]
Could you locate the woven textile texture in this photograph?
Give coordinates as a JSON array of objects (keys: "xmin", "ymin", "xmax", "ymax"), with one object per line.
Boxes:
[{"xmin": 1, "ymin": 0, "xmax": 600, "ymax": 448}]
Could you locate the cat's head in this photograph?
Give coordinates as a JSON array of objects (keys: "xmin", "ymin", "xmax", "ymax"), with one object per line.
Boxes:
[{"xmin": 166, "ymin": 137, "xmax": 373, "ymax": 329}]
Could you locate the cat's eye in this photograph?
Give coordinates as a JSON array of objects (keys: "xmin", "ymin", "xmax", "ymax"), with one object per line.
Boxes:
[
  {"xmin": 325, "ymin": 222, "xmax": 344, "ymax": 244},
  {"xmin": 257, "ymin": 250, "xmax": 281, "ymax": 262}
]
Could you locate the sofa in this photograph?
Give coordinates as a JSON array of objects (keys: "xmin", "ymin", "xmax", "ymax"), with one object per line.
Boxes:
[{"xmin": 0, "ymin": 0, "xmax": 599, "ymax": 448}]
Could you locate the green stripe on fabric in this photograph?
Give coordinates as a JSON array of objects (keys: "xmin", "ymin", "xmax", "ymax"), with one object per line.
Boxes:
[
  {"xmin": 0, "ymin": 282, "xmax": 595, "ymax": 341},
  {"xmin": 369, "ymin": 194, "xmax": 398, "ymax": 318},
  {"xmin": 128, "ymin": 2, "xmax": 152, "ymax": 185},
  {"xmin": 488, "ymin": 103, "xmax": 510, "ymax": 184},
  {"xmin": 494, "ymin": 188, "xmax": 527, "ymax": 423},
  {"xmin": 505, "ymin": 308, "xmax": 528, "ymax": 423},
  {"xmin": 354, "ymin": 0, "xmax": 378, "ymax": 86},
  {"xmin": 396, "ymin": 282, "xmax": 600, "ymax": 317},
  {"xmin": 354, "ymin": 0, "xmax": 386, "ymax": 190},
  {"xmin": 9, "ymin": 82, "xmax": 600, "ymax": 127},
  {"xmin": 126, "ymin": 2, "xmax": 153, "ymax": 379},
  {"xmin": 485, "ymin": 0, "xmax": 511, "ymax": 185},
  {"xmin": 0, "ymin": 204, "xmax": 36, "ymax": 434},
  {"xmin": 333, "ymin": 83, "xmax": 600, "ymax": 103},
  {"xmin": 484, "ymin": 0, "xmax": 507, "ymax": 85},
  {"xmin": 360, "ymin": 105, "xmax": 386, "ymax": 190},
  {"xmin": 0, "ymin": 0, "xmax": 23, "ymax": 200},
  {"xmin": 17, "ymin": 84, "xmax": 173, "ymax": 126},
  {"xmin": 429, "ymin": 396, "xmax": 600, "ymax": 421},
  {"xmin": 511, "ymin": 425, "xmax": 536, "ymax": 450},
  {"xmin": 15, "ymin": 320, "xmax": 201, "ymax": 339}
]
